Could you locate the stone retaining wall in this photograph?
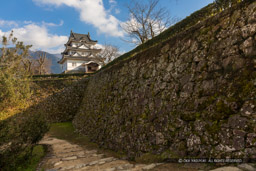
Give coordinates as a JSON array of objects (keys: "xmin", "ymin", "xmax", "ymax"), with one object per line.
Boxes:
[
  {"xmin": 73, "ymin": 1, "xmax": 256, "ymax": 160},
  {"xmin": 32, "ymin": 78, "xmax": 88, "ymax": 122}
]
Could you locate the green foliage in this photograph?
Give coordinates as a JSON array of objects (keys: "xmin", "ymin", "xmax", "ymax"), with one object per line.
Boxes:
[
  {"xmin": 49, "ymin": 122, "xmax": 128, "ymax": 160},
  {"xmin": 0, "ymin": 78, "xmax": 86, "ymax": 169},
  {"xmin": 16, "ymin": 145, "xmax": 46, "ymax": 171},
  {"xmin": 214, "ymin": 0, "xmax": 243, "ymax": 11},
  {"xmin": 0, "ymin": 109, "xmax": 48, "ymax": 170},
  {"xmin": 0, "ymin": 31, "xmax": 32, "ymax": 111},
  {"xmin": 242, "ymin": 81, "xmax": 254, "ymax": 97},
  {"xmin": 49, "ymin": 122, "xmax": 99, "ymax": 150},
  {"xmin": 206, "ymin": 121, "xmax": 221, "ymax": 135},
  {"xmin": 160, "ymin": 149, "xmax": 180, "ymax": 159},
  {"xmin": 195, "ymin": 112, "xmax": 201, "ymax": 119},
  {"xmin": 32, "ymin": 72, "xmax": 91, "ymax": 79},
  {"xmin": 36, "ymin": 79, "xmax": 88, "ymax": 123},
  {"xmin": 135, "ymin": 153, "xmax": 163, "ymax": 163},
  {"xmin": 135, "ymin": 150, "xmax": 179, "ymax": 163}
]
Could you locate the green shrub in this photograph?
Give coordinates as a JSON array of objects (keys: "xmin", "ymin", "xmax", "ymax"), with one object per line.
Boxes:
[
  {"xmin": 16, "ymin": 145, "xmax": 46, "ymax": 171},
  {"xmin": 214, "ymin": 0, "xmax": 243, "ymax": 10},
  {"xmin": 0, "ymin": 108, "xmax": 49, "ymax": 170},
  {"xmin": 0, "ymin": 32, "xmax": 32, "ymax": 111},
  {"xmin": 32, "ymin": 73, "xmax": 92, "ymax": 79}
]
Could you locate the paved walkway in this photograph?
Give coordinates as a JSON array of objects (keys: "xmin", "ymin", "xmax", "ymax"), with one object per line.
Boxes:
[
  {"xmin": 37, "ymin": 135, "xmax": 161, "ymax": 171},
  {"xmin": 37, "ymin": 135, "xmax": 256, "ymax": 171}
]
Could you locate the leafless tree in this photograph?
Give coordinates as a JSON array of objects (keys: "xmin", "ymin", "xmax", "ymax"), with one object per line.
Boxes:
[
  {"xmin": 121, "ymin": 0, "xmax": 174, "ymax": 45},
  {"xmin": 36, "ymin": 52, "xmax": 52, "ymax": 75},
  {"xmin": 37, "ymin": 52, "xmax": 46, "ymax": 75},
  {"xmin": 95, "ymin": 44, "xmax": 120, "ymax": 66},
  {"xmin": 43, "ymin": 58, "xmax": 52, "ymax": 74},
  {"xmin": 21, "ymin": 55, "xmax": 35, "ymax": 74}
]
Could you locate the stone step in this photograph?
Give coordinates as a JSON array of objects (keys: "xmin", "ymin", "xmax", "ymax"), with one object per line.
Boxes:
[
  {"xmin": 39, "ymin": 139, "xmax": 68, "ymax": 145},
  {"xmin": 67, "ymin": 157, "xmax": 118, "ymax": 171},
  {"xmin": 78, "ymin": 159, "xmax": 129, "ymax": 171},
  {"xmin": 210, "ymin": 166, "xmax": 243, "ymax": 171},
  {"xmin": 54, "ymin": 151, "xmax": 85, "ymax": 158},
  {"xmin": 55, "ymin": 156, "xmax": 102, "ymax": 170},
  {"xmin": 237, "ymin": 164, "xmax": 256, "ymax": 171},
  {"xmin": 141, "ymin": 163, "xmax": 157, "ymax": 170}
]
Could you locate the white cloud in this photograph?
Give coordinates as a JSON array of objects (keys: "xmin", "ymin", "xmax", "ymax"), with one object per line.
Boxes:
[
  {"xmin": 121, "ymin": 14, "xmax": 168, "ymax": 45},
  {"xmin": 94, "ymin": 43, "xmax": 104, "ymax": 49},
  {"xmin": 0, "ymin": 20, "xmax": 19, "ymax": 28},
  {"xmin": 32, "ymin": 0, "xmax": 124, "ymax": 37},
  {"xmin": 94, "ymin": 43, "xmax": 124, "ymax": 58},
  {"xmin": 109, "ymin": 0, "xmax": 116, "ymax": 4},
  {"xmin": 0, "ymin": 22, "xmax": 68, "ymax": 54},
  {"xmin": 119, "ymin": 50, "xmax": 126, "ymax": 55},
  {"xmin": 115, "ymin": 9, "xmax": 120, "ymax": 14},
  {"xmin": 42, "ymin": 20, "xmax": 64, "ymax": 27},
  {"xmin": 24, "ymin": 21, "xmax": 34, "ymax": 25}
]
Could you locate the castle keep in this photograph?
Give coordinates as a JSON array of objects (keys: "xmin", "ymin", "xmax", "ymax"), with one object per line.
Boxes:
[{"xmin": 58, "ymin": 31, "xmax": 102, "ymax": 73}]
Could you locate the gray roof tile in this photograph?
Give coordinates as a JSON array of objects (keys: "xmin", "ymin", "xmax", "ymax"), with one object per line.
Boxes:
[{"xmin": 71, "ymin": 32, "xmax": 97, "ymax": 42}]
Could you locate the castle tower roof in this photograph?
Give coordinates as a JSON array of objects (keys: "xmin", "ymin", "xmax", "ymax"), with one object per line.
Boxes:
[{"xmin": 70, "ymin": 31, "xmax": 97, "ymax": 43}]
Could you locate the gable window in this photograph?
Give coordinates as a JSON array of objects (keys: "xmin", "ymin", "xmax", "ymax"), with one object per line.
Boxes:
[
  {"xmin": 82, "ymin": 52, "xmax": 88, "ymax": 56},
  {"xmin": 72, "ymin": 62, "xmax": 76, "ymax": 67},
  {"xmin": 69, "ymin": 51, "xmax": 76, "ymax": 55}
]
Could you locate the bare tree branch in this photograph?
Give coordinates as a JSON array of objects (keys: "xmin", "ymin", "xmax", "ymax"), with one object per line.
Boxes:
[
  {"xmin": 121, "ymin": 0, "xmax": 175, "ymax": 45},
  {"xmin": 95, "ymin": 44, "xmax": 120, "ymax": 66},
  {"xmin": 21, "ymin": 56, "xmax": 34, "ymax": 74},
  {"xmin": 36, "ymin": 52, "xmax": 46, "ymax": 75}
]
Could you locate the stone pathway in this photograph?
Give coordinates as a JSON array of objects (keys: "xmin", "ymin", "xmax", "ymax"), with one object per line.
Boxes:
[
  {"xmin": 209, "ymin": 165, "xmax": 256, "ymax": 171},
  {"xmin": 37, "ymin": 135, "xmax": 161, "ymax": 171},
  {"xmin": 37, "ymin": 135, "xmax": 256, "ymax": 171}
]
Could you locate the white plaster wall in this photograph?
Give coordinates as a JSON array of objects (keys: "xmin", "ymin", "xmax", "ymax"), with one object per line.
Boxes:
[
  {"xmin": 62, "ymin": 61, "xmax": 68, "ymax": 72},
  {"xmin": 71, "ymin": 42, "xmax": 81, "ymax": 47},
  {"xmin": 67, "ymin": 59, "xmax": 87, "ymax": 71},
  {"xmin": 79, "ymin": 45, "xmax": 88, "ymax": 49}
]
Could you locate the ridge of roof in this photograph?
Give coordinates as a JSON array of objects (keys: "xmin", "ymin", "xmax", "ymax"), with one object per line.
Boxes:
[{"xmin": 70, "ymin": 30, "xmax": 97, "ymax": 42}]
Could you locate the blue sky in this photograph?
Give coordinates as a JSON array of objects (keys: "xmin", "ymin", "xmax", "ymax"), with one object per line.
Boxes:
[{"xmin": 0, "ymin": 0, "xmax": 213, "ymax": 54}]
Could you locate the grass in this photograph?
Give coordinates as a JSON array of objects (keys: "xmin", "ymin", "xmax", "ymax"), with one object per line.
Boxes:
[
  {"xmin": 48, "ymin": 122, "xmax": 128, "ymax": 159},
  {"xmin": 48, "ymin": 122, "xmax": 98, "ymax": 150},
  {"xmin": 135, "ymin": 153, "xmax": 163, "ymax": 163},
  {"xmin": 16, "ymin": 145, "xmax": 47, "ymax": 171},
  {"xmin": 32, "ymin": 73, "xmax": 92, "ymax": 79}
]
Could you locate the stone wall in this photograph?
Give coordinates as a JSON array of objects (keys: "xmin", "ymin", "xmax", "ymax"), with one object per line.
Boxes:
[
  {"xmin": 32, "ymin": 78, "xmax": 88, "ymax": 122},
  {"xmin": 0, "ymin": 77, "xmax": 88, "ymax": 170},
  {"xmin": 73, "ymin": 1, "xmax": 256, "ymax": 160}
]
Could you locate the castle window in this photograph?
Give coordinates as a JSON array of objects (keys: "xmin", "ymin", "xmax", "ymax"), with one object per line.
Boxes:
[
  {"xmin": 72, "ymin": 62, "xmax": 76, "ymax": 67},
  {"xmin": 82, "ymin": 52, "xmax": 88, "ymax": 56}
]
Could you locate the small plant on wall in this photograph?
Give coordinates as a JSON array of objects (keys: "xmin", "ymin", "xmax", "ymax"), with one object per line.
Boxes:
[{"xmin": 214, "ymin": 0, "xmax": 243, "ymax": 11}]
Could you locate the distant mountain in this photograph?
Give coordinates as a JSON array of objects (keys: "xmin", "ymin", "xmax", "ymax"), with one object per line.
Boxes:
[
  {"xmin": 53, "ymin": 54, "xmax": 62, "ymax": 59},
  {"xmin": 0, "ymin": 49, "xmax": 62, "ymax": 74},
  {"xmin": 30, "ymin": 51, "xmax": 62, "ymax": 74}
]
